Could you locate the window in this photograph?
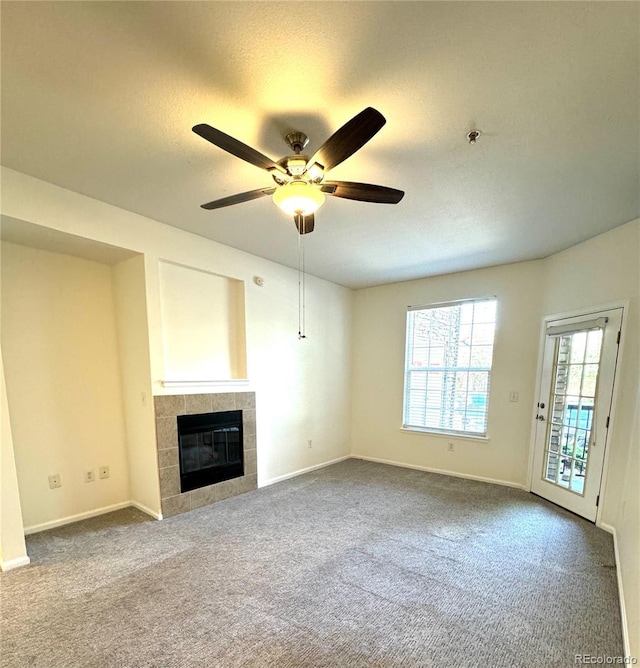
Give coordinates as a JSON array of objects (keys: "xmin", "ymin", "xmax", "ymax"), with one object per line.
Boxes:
[{"xmin": 403, "ymin": 298, "xmax": 497, "ymax": 436}]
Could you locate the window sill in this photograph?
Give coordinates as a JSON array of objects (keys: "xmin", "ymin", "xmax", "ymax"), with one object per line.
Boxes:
[{"xmin": 400, "ymin": 427, "xmax": 490, "ymax": 443}]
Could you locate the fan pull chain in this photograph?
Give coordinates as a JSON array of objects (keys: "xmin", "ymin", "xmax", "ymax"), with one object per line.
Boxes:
[{"xmin": 298, "ymin": 221, "xmax": 306, "ymax": 339}]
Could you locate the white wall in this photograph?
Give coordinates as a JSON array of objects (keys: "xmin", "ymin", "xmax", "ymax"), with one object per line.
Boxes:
[
  {"xmin": 249, "ymin": 268, "xmax": 353, "ymax": 482},
  {"xmin": 621, "ymin": 386, "xmax": 640, "ymax": 660},
  {"xmin": 0, "ymin": 248, "xmax": 29, "ymax": 569},
  {"xmin": 1, "ymin": 242, "xmax": 131, "ymax": 530},
  {"xmin": 0, "ymin": 354, "xmax": 29, "ymax": 569},
  {"xmin": 112, "ymin": 255, "xmax": 160, "ymax": 517},
  {"xmin": 351, "ymin": 260, "xmax": 545, "ymax": 486},
  {"xmin": 541, "ymin": 219, "xmax": 639, "ymax": 658},
  {"xmin": 0, "ymin": 167, "xmax": 353, "ymax": 519}
]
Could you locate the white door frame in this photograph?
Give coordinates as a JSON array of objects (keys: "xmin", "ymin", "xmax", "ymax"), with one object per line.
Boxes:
[{"xmin": 525, "ymin": 299, "xmax": 628, "ymax": 526}]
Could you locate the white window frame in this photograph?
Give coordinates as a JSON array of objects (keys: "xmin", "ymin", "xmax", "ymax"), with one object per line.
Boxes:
[{"xmin": 402, "ymin": 297, "xmax": 497, "ymax": 438}]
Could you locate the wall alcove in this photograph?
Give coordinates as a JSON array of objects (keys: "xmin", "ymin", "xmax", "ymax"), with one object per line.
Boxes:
[
  {"xmin": 158, "ymin": 261, "xmax": 248, "ymax": 384},
  {"xmin": 0, "ymin": 219, "xmax": 158, "ymax": 532}
]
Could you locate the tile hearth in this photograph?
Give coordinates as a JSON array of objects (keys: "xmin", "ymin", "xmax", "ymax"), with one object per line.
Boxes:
[{"xmin": 154, "ymin": 392, "xmax": 257, "ymax": 518}]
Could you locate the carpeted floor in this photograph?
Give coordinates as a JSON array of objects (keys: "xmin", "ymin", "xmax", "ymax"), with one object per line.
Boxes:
[{"xmin": 1, "ymin": 459, "xmax": 623, "ymax": 667}]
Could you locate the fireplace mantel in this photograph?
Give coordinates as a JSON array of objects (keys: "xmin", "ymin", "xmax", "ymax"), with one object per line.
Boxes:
[{"xmin": 161, "ymin": 379, "xmax": 250, "ymax": 389}]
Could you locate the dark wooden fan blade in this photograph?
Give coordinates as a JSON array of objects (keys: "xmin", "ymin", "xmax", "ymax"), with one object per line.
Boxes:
[
  {"xmin": 201, "ymin": 187, "xmax": 276, "ymax": 210},
  {"xmin": 294, "ymin": 213, "xmax": 315, "ymax": 235},
  {"xmin": 307, "ymin": 108, "xmax": 386, "ymax": 172},
  {"xmin": 322, "ymin": 181, "xmax": 404, "ymax": 204},
  {"xmin": 193, "ymin": 124, "xmax": 286, "ymax": 174}
]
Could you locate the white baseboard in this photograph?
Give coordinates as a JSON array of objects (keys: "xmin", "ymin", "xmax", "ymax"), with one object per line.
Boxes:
[
  {"xmin": 352, "ymin": 454, "xmax": 527, "ymax": 490},
  {"xmin": 599, "ymin": 522, "xmax": 631, "ymax": 659},
  {"xmin": 259, "ymin": 455, "xmax": 351, "ymax": 488},
  {"xmin": 23, "ymin": 501, "xmax": 133, "ymax": 535},
  {"xmin": 260, "ymin": 454, "xmax": 526, "ymax": 491},
  {"xmin": 0, "ymin": 555, "xmax": 31, "ymax": 572},
  {"xmin": 130, "ymin": 501, "xmax": 163, "ymax": 521}
]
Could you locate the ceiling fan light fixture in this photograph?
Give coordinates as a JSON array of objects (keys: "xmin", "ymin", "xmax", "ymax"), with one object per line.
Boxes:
[{"xmin": 273, "ymin": 181, "xmax": 325, "ymax": 216}]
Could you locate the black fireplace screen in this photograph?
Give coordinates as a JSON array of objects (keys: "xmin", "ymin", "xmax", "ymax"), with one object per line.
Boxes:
[{"xmin": 177, "ymin": 410, "xmax": 244, "ymax": 493}]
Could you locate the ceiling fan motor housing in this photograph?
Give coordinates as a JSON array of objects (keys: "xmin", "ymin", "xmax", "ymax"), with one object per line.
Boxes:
[
  {"xmin": 285, "ymin": 132, "xmax": 309, "ymax": 154},
  {"xmin": 271, "ymin": 156, "xmax": 311, "ymax": 184}
]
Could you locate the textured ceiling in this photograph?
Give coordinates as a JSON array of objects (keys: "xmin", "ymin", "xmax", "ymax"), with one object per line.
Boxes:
[{"xmin": 1, "ymin": 2, "xmax": 638, "ymax": 288}]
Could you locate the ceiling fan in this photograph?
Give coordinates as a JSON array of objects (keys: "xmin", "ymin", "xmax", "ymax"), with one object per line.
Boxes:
[{"xmin": 192, "ymin": 107, "xmax": 404, "ymax": 235}]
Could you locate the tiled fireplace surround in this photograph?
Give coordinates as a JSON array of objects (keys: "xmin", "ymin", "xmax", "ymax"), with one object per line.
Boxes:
[{"xmin": 154, "ymin": 392, "xmax": 257, "ymax": 518}]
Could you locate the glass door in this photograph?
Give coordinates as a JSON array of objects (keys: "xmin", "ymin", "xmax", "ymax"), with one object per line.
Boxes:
[{"xmin": 531, "ymin": 308, "xmax": 622, "ymax": 521}]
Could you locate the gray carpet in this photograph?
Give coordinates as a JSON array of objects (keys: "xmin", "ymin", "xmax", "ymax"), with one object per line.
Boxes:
[{"xmin": 1, "ymin": 459, "xmax": 623, "ymax": 667}]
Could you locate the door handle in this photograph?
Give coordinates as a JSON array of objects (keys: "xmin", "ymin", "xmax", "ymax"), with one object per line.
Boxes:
[{"xmin": 536, "ymin": 415, "xmax": 545, "ymax": 421}]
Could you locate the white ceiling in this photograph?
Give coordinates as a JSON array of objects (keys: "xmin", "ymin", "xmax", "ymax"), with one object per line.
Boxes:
[{"xmin": 1, "ymin": 2, "xmax": 638, "ymax": 288}]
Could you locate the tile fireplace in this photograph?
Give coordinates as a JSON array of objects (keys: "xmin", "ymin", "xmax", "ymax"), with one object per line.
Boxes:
[{"xmin": 154, "ymin": 392, "xmax": 257, "ymax": 518}]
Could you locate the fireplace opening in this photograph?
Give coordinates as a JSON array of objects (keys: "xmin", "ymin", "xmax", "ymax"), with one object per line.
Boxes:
[{"xmin": 177, "ymin": 410, "xmax": 244, "ymax": 493}]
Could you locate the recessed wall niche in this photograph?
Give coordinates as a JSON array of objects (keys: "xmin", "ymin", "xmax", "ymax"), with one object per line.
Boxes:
[{"xmin": 158, "ymin": 261, "xmax": 247, "ymax": 381}]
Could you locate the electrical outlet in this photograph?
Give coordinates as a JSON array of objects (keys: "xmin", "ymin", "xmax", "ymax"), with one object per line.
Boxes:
[
  {"xmin": 99, "ymin": 466, "xmax": 110, "ymax": 479},
  {"xmin": 85, "ymin": 469, "xmax": 95, "ymax": 483},
  {"xmin": 48, "ymin": 474, "xmax": 62, "ymax": 489},
  {"xmin": 307, "ymin": 439, "xmax": 312, "ymax": 449},
  {"xmin": 447, "ymin": 441, "xmax": 455, "ymax": 452}
]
